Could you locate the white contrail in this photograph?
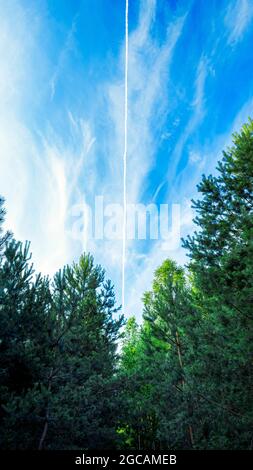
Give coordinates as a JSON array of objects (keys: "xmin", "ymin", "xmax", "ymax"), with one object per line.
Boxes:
[{"xmin": 122, "ymin": 0, "xmax": 129, "ymax": 313}]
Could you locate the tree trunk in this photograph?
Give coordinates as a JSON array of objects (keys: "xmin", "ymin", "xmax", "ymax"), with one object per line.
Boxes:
[
  {"xmin": 38, "ymin": 368, "xmax": 54, "ymax": 450},
  {"xmin": 175, "ymin": 330, "xmax": 195, "ymax": 448}
]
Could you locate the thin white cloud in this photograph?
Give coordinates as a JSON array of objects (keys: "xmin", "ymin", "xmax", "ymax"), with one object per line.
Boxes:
[
  {"xmin": 1, "ymin": 0, "xmax": 252, "ymax": 321},
  {"xmin": 106, "ymin": 2, "xmax": 187, "ymax": 204},
  {"xmin": 189, "ymin": 150, "xmax": 203, "ymax": 165},
  {"xmin": 0, "ymin": 0, "xmax": 40, "ymax": 235},
  {"xmin": 171, "ymin": 97, "xmax": 253, "ymax": 219},
  {"xmin": 80, "ymin": 0, "xmax": 188, "ymax": 313},
  {"xmin": 167, "ymin": 57, "xmax": 208, "ymax": 189},
  {"xmin": 152, "ymin": 56, "xmax": 208, "ymax": 202},
  {"xmin": 126, "ymin": 96, "xmax": 253, "ymax": 319},
  {"xmin": 0, "ymin": 1, "xmax": 96, "ymax": 276},
  {"xmin": 225, "ymin": 0, "xmax": 253, "ymax": 45},
  {"xmin": 50, "ymin": 15, "xmax": 79, "ymax": 100},
  {"xmin": 125, "ymin": 198, "xmax": 194, "ymax": 320}
]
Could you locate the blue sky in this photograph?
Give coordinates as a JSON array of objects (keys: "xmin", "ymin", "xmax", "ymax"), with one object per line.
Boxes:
[{"xmin": 0, "ymin": 0, "xmax": 253, "ymax": 318}]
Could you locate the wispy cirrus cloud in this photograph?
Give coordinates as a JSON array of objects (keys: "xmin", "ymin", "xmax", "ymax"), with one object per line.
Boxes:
[
  {"xmin": 50, "ymin": 14, "xmax": 79, "ymax": 100},
  {"xmin": 105, "ymin": 0, "xmax": 187, "ymax": 204},
  {"xmin": 153, "ymin": 56, "xmax": 208, "ymax": 202},
  {"xmin": 169, "ymin": 57, "xmax": 208, "ymax": 189},
  {"xmin": 225, "ymin": 0, "xmax": 253, "ymax": 45},
  {"xmin": 0, "ymin": 0, "xmax": 95, "ymax": 275},
  {"xmin": 126, "ymin": 95, "xmax": 253, "ymax": 320},
  {"xmin": 1, "ymin": 0, "xmax": 252, "ymax": 319},
  {"xmin": 80, "ymin": 0, "xmax": 188, "ymax": 312}
]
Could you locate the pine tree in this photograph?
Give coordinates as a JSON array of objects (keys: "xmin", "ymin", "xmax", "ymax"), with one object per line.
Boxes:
[
  {"xmin": 39, "ymin": 255, "xmax": 124, "ymax": 450},
  {"xmin": 118, "ymin": 317, "xmax": 160, "ymax": 449},
  {"xmin": 0, "ymin": 239, "xmax": 52, "ymax": 448},
  {"xmin": 182, "ymin": 119, "xmax": 253, "ymax": 449},
  {"xmin": 0, "ymin": 232, "xmax": 124, "ymax": 449},
  {"xmin": 142, "ymin": 260, "xmax": 197, "ymax": 449},
  {"xmin": 0, "ymin": 196, "xmax": 11, "ymax": 256}
]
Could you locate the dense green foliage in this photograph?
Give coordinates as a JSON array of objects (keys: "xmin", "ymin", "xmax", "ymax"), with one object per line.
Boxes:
[
  {"xmin": 0, "ymin": 120, "xmax": 252, "ymax": 449},
  {"xmin": 119, "ymin": 119, "xmax": 253, "ymax": 450},
  {"xmin": 0, "ymin": 215, "xmax": 124, "ymax": 449}
]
